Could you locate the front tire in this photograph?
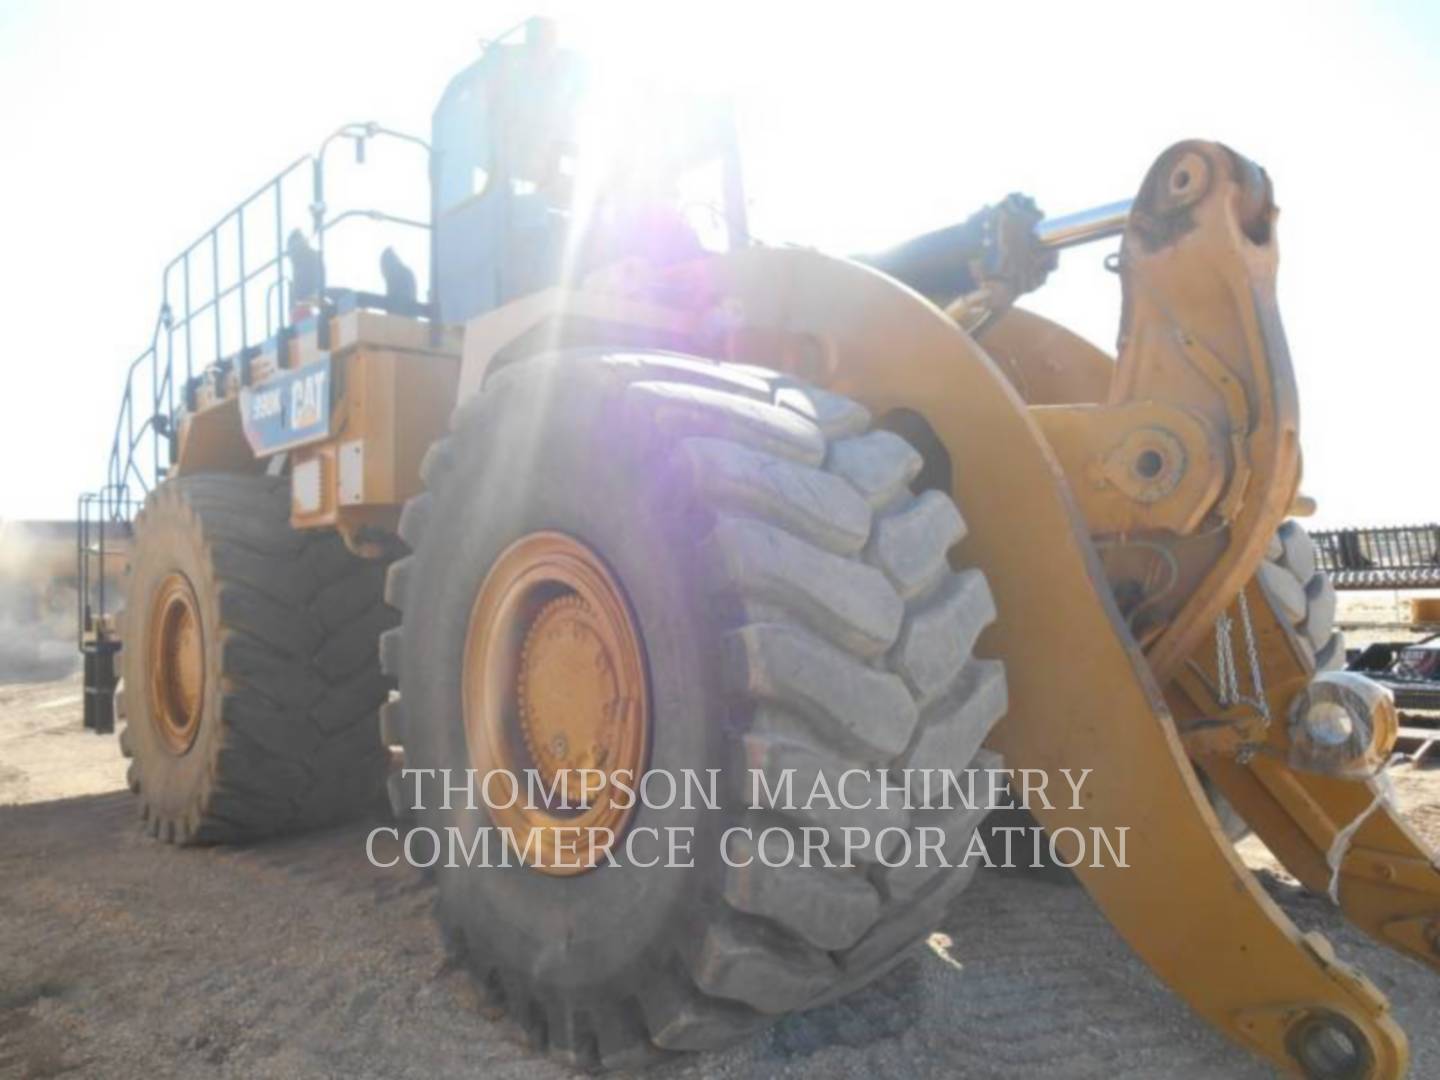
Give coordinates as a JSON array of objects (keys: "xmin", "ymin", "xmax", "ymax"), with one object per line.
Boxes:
[
  {"xmin": 1256, "ymin": 519, "xmax": 1344, "ymax": 673},
  {"xmin": 382, "ymin": 352, "xmax": 1007, "ymax": 1066}
]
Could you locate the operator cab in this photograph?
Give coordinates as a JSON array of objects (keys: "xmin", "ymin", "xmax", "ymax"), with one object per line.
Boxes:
[{"xmin": 430, "ymin": 18, "xmax": 747, "ymax": 323}]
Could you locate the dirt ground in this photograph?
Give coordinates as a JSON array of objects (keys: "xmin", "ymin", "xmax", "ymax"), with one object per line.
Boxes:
[{"xmin": 3, "ymin": 672, "xmax": 1439, "ymax": 1080}]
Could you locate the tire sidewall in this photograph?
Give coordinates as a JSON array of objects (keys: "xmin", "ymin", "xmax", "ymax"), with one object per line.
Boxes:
[{"xmin": 403, "ymin": 358, "xmax": 732, "ymax": 998}]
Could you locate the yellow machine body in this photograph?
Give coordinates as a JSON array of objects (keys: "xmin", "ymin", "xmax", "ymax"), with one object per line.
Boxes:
[{"xmin": 164, "ymin": 140, "xmax": 1440, "ymax": 1077}]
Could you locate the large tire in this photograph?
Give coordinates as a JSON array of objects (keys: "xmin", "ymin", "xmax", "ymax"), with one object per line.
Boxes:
[
  {"xmin": 1256, "ymin": 519, "xmax": 1345, "ymax": 674},
  {"xmin": 118, "ymin": 474, "xmax": 393, "ymax": 843},
  {"xmin": 383, "ymin": 352, "xmax": 1007, "ymax": 1067}
]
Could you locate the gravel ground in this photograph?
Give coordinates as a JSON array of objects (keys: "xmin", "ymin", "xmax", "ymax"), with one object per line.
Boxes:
[{"xmin": 2, "ymin": 673, "xmax": 1439, "ymax": 1079}]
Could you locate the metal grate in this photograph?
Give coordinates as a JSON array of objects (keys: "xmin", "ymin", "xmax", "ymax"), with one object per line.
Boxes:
[{"xmin": 1310, "ymin": 524, "xmax": 1440, "ymax": 590}]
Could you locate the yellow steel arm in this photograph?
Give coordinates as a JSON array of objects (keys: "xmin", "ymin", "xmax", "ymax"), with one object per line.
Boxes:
[
  {"xmin": 1174, "ymin": 583, "xmax": 1440, "ymax": 982},
  {"xmin": 695, "ymin": 245, "xmax": 1407, "ymax": 1077}
]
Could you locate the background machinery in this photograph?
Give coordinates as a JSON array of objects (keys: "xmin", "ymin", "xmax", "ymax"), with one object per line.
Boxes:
[
  {"xmin": 81, "ymin": 18, "xmax": 1439, "ymax": 1077},
  {"xmin": 1309, "ymin": 522, "xmax": 1440, "ymax": 760},
  {"xmin": 0, "ymin": 517, "xmax": 125, "ymax": 684}
]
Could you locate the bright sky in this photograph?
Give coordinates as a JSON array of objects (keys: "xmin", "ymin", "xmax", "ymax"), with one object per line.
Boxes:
[{"xmin": 1, "ymin": 0, "xmax": 1436, "ymax": 526}]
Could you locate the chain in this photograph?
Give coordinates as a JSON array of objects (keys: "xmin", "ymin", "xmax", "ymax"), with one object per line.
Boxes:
[{"xmin": 1213, "ymin": 590, "xmax": 1270, "ymax": 724}]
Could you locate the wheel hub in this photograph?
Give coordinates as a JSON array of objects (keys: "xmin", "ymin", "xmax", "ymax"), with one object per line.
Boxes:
[
  {"xmin": 517, "ymin": 594, "xmax": 630, "ymax": 803},
  {"xmin": 463, "ymin": 532, "xmax": 649, "ymax": 875},
  {"xmin": 148, "ymin": 572, "xmax": 204, "ymax": 754}
]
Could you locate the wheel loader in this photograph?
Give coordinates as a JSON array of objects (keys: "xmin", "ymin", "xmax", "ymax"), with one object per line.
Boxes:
[{"xmin": 80, "ymin": 17, "xmax": 1440, "ymax": 1077}]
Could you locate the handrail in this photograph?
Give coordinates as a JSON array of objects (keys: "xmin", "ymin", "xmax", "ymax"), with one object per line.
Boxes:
[
  {"xmin": 83, "ymin": 123, "xmax": 433, "ymax": 647},
  {"xmin": 97, "ymin": 122, "xmax": 432, "ymax": 513},
  {"xmin": 76, "ymin": 485, "xmax": 138, "ymax": 645}
]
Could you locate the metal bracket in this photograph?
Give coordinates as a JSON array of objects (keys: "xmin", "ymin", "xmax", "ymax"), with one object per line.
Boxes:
[
  {"xmin": 1031, "ymin": 401, "xmax": 1224, "ymax": 534},
  {"xmin": 1105, "ymin": 142, "xmax": 1301, "ymax": 681}
]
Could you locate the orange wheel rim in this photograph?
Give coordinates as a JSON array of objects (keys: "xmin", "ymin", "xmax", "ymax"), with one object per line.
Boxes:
[
  {"xmin": 148, "ymin": 572, "xmax": 205, "ymax": 754},
  {"xmin": 462, "ymin": 532, "xmax": 650, "ymax": 876}
]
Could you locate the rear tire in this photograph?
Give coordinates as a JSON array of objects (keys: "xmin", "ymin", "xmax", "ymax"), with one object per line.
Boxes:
[
  {"xmin": 382, "ymin": 352, "xmax": 1007, "ymax": 1067},
  {"xmin": 119, "ymin": 474, "xmax": 393, "ymax": 843}
]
